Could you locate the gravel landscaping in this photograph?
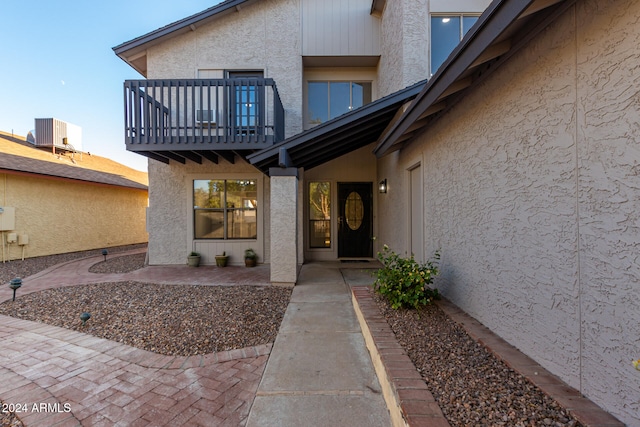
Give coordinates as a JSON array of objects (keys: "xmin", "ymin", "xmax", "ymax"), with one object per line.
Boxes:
[
  {"xmin": 372, "ymin": 290, "xmax": 583, "ymax": 427},
  {"xmin": 1, "ymin": 251, "xmax": 586, "ymax": 427},
  {"xmin": 0, "ymin": 249, "xmax": 289, "ymax": 427}
]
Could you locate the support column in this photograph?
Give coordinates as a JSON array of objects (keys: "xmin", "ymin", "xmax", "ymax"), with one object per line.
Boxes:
[{"xmin": 269, "ymin": 167, "xmax": 298, "ymax": 286}]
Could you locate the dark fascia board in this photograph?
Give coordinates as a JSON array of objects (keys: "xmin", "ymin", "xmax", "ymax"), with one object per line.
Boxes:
[
  {"xmin": 112, "ymin": 0, "xmax": 252, "ymax": 60},
  {"xmin": 247, "ymin": 79, "xmax": 426, "ymax": 167},
  {"xmin": 374, "ymin": 0, "xmax": 543, "ymax": 157},
  {"xmin": 371, "ymin": 0, "xmax": 386, "ymax": 15}
]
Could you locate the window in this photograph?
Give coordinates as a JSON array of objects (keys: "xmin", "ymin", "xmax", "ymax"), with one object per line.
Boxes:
[
  {"xmin": 307, "ymin": 81, "xmax": 372, "ymax": 127},
  {"xmin": 194, "ymin": 179, "xmax": 257, "ymax": 239},
  {"xmin": 228, "ymin": 71, "xmax": 264, "ymax": 134},
  {"xmin": 309, "ymin": 182, "xmax": 331, "ymax": 248},
  {"xmin": 431, "ymin": 14, "xmax": 479, "ymax": 75}
]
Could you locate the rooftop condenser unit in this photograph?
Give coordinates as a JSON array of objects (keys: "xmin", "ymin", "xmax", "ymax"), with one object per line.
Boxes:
[{"xmin": 33, "ymin": 118, "xmax": 82, "ymax": 153}]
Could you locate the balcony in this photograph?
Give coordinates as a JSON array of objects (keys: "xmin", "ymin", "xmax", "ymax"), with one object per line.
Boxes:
[{"xmin": 123, "ymin": 78, "xmax": 285, "ymax": 164}]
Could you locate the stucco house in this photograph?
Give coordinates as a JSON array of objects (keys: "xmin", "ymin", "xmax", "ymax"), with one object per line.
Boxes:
[
  {"xmin": 114, "ymin": 0, "xmax": 638, "ymax": 424},
  {"xmin": 0, "ymin": 131, "xmax": 148, "ymax": 260}
]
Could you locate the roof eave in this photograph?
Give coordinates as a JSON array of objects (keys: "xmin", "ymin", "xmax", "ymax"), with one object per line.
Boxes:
[
  {"xmin": 373, "ymin": 0, "xmax": 574, "ymax": 158},
  {"xmin": 112, "ymin": 0, "xmax": 253, "ymax": 74},
  {"xmin": 247, "ymin": 79, "xmax": 426, "ymax": 171}
]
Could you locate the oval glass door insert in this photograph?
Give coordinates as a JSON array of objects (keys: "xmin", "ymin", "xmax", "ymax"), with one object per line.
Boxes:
[{"xmin": 345, "ymin": 191, "xmax": 364, "ymax": 230}]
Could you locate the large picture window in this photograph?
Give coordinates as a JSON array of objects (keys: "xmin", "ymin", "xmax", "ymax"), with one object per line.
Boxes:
[
  {"xmin": 194, "ymin": 179, "xmax": 257, "ymax": 239},
  {"xmin": 309, "ymin": 182, "xmax": 331, "ymax": 248},
  {"xmin": 431, "ymin": 14, "xmax": 479, "ymax": 75},
  {"xmin": 307, "ymin": 81, "xmax": 372, "ymax": 127}
]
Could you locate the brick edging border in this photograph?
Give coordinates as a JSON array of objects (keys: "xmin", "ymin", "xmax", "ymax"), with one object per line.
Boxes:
[
  {"xmin": 351, "ymin": 286, "xmax": 451, "ymax": 427},
  {"xmin": 351, "ymin": 286, "xmax": 624, "ymax": 427}
]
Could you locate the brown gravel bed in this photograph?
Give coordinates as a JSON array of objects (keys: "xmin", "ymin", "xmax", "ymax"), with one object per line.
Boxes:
[
  {"xmin": 0, "ymin": 282, "xmax": 291, "ymax": 356},
  {"xmin": 0, "ymin": 249, "xmax": 288, "ymax": 427},
  {"xmin": 372, "ymin": 291, "xmax": 582, "ymax": 427},
  {"xmin": 0, "ymin": 243, "xmax": 147, "ymax": 285}
]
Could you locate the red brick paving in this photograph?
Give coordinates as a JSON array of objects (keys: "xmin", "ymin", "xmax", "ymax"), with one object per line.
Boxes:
[
  {"xmin": 0, "ymin": 315, "xmax": 271, "ymax": 426},
  {"xmin": 0, "ymin": 250, "xmax": 273, "ymax": 426}
]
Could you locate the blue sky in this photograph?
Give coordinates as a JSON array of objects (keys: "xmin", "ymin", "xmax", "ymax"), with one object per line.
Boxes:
[{"xmin": 0, "ymin": 1, "xmax": 220, "ymax": 172}]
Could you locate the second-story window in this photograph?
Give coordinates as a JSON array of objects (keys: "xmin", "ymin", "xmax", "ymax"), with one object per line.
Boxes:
[
  {"xmin": 431, "ymin": 14, "xmax": 479, "ymax": 75},
  {"xmin": 307, "ymin": 81, "xmax": 372, "ymax": 127}
]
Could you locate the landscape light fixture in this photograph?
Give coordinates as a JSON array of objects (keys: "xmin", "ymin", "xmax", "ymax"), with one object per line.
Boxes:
[
  {"xmin": 80, "ymin": 312, "xmax": 91, "ymax": 326},
  {"xmin": 379, "ymin": 179, "xmax": 388, "ymax": 194},
  {"xmin": 102, "ymin": 249, "xmax": 108, "ymax": 262},
  {"xmin": 9, "ymin": 278, "xmax": 22, "ymax": 302}
]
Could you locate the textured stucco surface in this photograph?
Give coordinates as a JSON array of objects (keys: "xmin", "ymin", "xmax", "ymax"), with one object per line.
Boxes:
[
  {"xmin": 270, "ymin": 174, "xmax": 298, "ymax": 284},
  {"xmin": 377, "ymin": 0, "xmax": 491, "ymax": 97},
  {"xmin": 144, "ymin": 0, "xmax": 302, "ymax": 266},
  {"xmin": 377, "ymin": 2, "xmax": 639, "ymax": 424},
  {"xmin": 147, "ymin": 0, "xmax": 302, "ymax": 139},
  {"xmin": 147, "ymin": 159, "xmax": 267, "ymax": 266},
  {"xmin": 0, "ymin": 173, "xmax": 147, "ymax": 259}
]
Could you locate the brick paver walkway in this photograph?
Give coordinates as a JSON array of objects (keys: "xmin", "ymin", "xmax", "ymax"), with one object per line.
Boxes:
[
  {"xmin": 0, "ymin": 315, "xmax": 271, "ymax": 426},
  {"xmin": 0, "ymin": 250, "xmax": 273, "ymax": 426}
]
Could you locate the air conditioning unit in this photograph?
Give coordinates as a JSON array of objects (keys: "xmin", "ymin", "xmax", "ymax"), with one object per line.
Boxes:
[
  {"xmin": 196, "ymin": 110, "xmax": 216, "ymax": 126},
  {"xmin": 34, "ymin": 118, "xmax": 82, "ymax": 151}
]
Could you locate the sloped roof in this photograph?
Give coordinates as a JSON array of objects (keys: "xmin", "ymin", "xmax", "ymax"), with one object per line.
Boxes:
[
  {"xmin": 250, "ymin": 0, "xmax": 575, "ymax": 172},
  {"xmin": 0, "ymin": 132, "xmax": 148, "ymax": 190},
  {"xmin": 247, "ymin": 79, "xmax": 426, "ymax": 173},
  {"xmin": 113, "ymin": 0, "xmax": 255, "ymax": 76},
  {"xmin": 374, "ymin": 0, "xmax": 576, "ymax": 156}
]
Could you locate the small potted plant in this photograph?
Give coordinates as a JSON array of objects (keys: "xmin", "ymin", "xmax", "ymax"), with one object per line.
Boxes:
[
  {"xmin": 244, "ymin": 248, "xmax": 257, "ymax": 267},
  {"xmin": 187, "ymin": 251, "xmax": 201, "ymax": 267},
  {"xmin": 215, "ymin": 251, "xmax": 229, "ymax": 267}
]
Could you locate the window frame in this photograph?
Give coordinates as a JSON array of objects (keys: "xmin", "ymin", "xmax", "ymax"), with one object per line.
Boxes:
[
  {"xmin": 430, "ymin": 13, "xmax": 481, "ymax": 76},
  {"xmin": 308, "ymin": 181, "xmax": 332, "ymax": 249},
  {"xmin": 193, "ymin": 178, "xmax": 258, "ymax": 240},
  {"xmin": 306, "ymin": 80, "xmax": 373, "ymax": 128}
]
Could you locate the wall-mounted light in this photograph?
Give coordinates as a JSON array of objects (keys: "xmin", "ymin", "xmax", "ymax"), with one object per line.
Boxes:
[{"xmin": 379, "ymin": 179, "xmax": 387, "ymax": 194}]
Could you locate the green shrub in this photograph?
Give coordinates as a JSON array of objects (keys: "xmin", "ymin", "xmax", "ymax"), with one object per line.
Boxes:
[{"xmin": 374, "ymin": 245, "xmax": 440, "ymax": 309}]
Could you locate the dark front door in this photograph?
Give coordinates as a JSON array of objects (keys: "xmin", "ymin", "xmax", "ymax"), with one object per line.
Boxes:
[{"xmin": 338, "ymin": 182, "xmax": 373, "ymax": 258}]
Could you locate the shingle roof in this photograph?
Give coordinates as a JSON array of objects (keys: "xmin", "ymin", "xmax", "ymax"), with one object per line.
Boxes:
[{"xmin": 0, "ymin": 132, "xmax": 148, "ymax": 190}]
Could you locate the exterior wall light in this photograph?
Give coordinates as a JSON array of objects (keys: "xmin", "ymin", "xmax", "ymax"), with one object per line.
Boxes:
[{"xmin": 379, "ymin": 179, "xmax": 387, "ymax": 194}]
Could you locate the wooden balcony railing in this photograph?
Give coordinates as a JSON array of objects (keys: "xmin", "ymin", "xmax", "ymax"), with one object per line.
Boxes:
[{"xmin": 123, "ymin": 78, "xmax": 284, "ymax": 150}]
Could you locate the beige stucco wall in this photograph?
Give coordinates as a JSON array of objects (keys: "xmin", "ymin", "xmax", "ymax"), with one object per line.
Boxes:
[
  {"xmin": 146, "ymin": 0, "xmax": 303, "ymax": 139},
  {"xmin": 377, "ymin": 0, "xmax": 491, "ymax": 97},
  {"xmin": 147, "ymin": 159, "xmax": 268, "ymax": 266},
  {"xmin": 377, "ymin": 1, "xmax": 639, "ymax": 424},
  {"xmin": 378, "ymin": 0, "xmax": 428, "ymax": 97},
  {"xmin": 0, "ymin": 173, "xmax": 147, "ymax": 259},
  {"xmin": 144, "ymin": 0, "xmax": 304, "ymax": 266}
]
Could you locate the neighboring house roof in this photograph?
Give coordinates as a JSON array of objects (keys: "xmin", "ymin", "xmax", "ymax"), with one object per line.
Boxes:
[
  {"xmin": 0, "ymin": 132, "xmax": 148, "ymax": 190},
  {"xmin": 374, "ymin": 0, "xmax": 576, "ymax": 157},
  {"xmin": 113, "ymin": 0, "xmax": 255, "ymax": 76},
  {"xmin": 247, "ymin": 79, "xmax": 426, "ymax": 173}
]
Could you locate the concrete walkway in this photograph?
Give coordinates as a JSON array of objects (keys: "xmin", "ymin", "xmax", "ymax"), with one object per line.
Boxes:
[
  {"xmin": 246, "ymin": 263, "xmax": 390, "ymax": 427},
  {"xmin": 0, "ymin": 252, "xmax": 390, "ymax": 426}
]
